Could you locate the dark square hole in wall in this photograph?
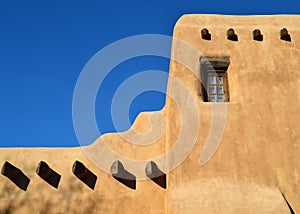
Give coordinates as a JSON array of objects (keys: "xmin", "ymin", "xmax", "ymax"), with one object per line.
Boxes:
[
  {"xmin": 200, "ymin": 57, "xmax": 230, "ymax": 102},
  {"xmin": 201, "ymin": 28, "xmax": 211, "ymax": 40},
  {"xmin": 253, "ymin": 29, "xmax": 263, "ymax": 41},
  {"xmin": 36, "ymin": 161, "xmax": 61, "ymax": 189},
  {"xmin": 72, "ymin": 160, "xmax": 97, "ymax": 190},
  {"xmin": 280, "ymin": 28, "xmax": 291, "ymax": 42},
  {"xmin": 1, "ymin": 161, "xmax": 30, "ymax": 191},
  {"xmin": 227, "ymin": 28, "xmax": 238, "ymax": 41}
]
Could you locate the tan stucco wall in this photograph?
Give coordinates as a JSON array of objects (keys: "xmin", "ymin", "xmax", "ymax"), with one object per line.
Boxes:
[
  {"xmin": 167, "ymin": 14, "xmax": 300, "ymax": 214},
  {"xmin": 0, "ymin": 14, "xmax": 299, "ymax": 213}
]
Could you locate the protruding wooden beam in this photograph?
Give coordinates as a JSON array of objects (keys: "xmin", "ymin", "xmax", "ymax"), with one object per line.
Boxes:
[
  {"xmin": 72, "ymin": 160, "xmax": 97, "ymax": 190},
  {"xmin": 36, "ymin": 161, "xmax": 61, "ymax": 189},
  {"xmin": 110, "ymin": 160, "xmax": 136, "ymax": 190},
  {"xmin": 1, "ymin": 161, "xmax": 30, "ymax": 191},
  {"xmin": 145, "ymin": 161, "xmax": 166, "ymax": 189},
  {"xmin": 200, "ymin": 57, "xmax": 230, "ymax": 69}
]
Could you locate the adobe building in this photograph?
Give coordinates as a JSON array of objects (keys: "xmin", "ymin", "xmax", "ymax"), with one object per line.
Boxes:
[{"xmin": 0, "ymin": 14, "xmax": 299, "ymax": 213}]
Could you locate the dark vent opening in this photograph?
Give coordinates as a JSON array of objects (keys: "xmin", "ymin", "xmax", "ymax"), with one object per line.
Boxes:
[
  {"xmin": 253, "ymin": 29, "xmax": 263, "ymax": 41},
  {"xmin": 1, "ymin": 161, "xmax": 30, "ymax": 191},
  {"xmin": 110, "ymin": 160, "xmax": 136, "ymax": 190},
  {"xmin": 227, "ymin": 28, "xmax": 238, "ymax": 41},
  {"xmin": 201, "ymin": 28, "xmax": 211, "ymax": 40},
  {"xmin": 280, "ymin": 28, "xmax": 291, "ymax": 42},
  {"xmin": 145, "ymin": 161, "xmax": 166, "ymax": 189},
  {"xmin": 36, "ymin": 161, "xmax": 61, "ymax": 189},
  {"xmin": 72, "ymin": 160, "xmax": 97, "ymax": 190}
]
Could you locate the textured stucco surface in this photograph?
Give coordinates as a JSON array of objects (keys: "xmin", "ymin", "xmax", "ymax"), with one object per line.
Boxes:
[
  {"xmin": 0, "ymin": 14, "xmax": 299, "ymax": 213},
  {"xmin": 167, "ymin": 14, "xmax": 300, "ymax": 214}
]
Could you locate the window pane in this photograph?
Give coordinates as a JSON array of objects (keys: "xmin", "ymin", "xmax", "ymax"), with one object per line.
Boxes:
[
  {"xmin": 208, "ymin": 76, "xmax": 215, "ymax": 84},
  {"xmin": 209, "ymin": 86, "xmax": 216, "ymax": 94},
  {"xmin": 216, "ymin": 76, "xmax": 223, "ymax": 84},
  {"xmin": 210, "ymin": 95, "xmax": 216, "ymax": 102},
  {"xmin": 217, "ymin": 94, "xmax": 224, "ymax": 102},
  {"xmin": 217, "ymin": 86, "xmax": 223, "ymax": 94}
]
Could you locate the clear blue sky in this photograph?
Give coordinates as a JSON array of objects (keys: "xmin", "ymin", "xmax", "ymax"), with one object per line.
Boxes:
[{"xmin": 0, "ymin": 1, "xmax": 299, "ymax": 147}]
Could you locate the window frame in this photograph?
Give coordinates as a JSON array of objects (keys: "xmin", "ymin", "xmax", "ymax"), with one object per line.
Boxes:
[{"xmin": 200, "ymin": 57, "xmax": 230, "ymax": 102}]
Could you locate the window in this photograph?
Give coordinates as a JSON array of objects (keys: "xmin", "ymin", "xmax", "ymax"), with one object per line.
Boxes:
[{"xmin": 200, "ymin": 57, "xmax": 230, "ymax": 102}]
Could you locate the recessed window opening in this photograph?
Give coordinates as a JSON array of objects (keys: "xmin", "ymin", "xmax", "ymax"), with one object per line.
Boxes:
[{"xmin": 200, "ymin": 57, "xmax": 230, "ymax": 102}]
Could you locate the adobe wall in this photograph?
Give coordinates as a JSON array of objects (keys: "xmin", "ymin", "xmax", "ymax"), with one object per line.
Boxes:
[
  {"xmin": 0, "ymin": 15, "xmax": 299, "ymax": 214},
  {"xmin": 167, "ymin": 14, "xmax": 300, "ymax": 213}
]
